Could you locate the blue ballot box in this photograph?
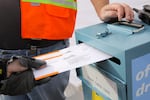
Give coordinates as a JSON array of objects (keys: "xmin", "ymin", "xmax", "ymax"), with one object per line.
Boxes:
[{"xmin": 75, "ymin": 21, "xmax": 150, "ymax": 100}]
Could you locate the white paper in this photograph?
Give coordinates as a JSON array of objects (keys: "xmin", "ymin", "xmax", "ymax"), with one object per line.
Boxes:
[
  {"xmin": 82, "ymin": 65, "xmax": 118, "ymax": 100},
  {"xmin": 33, "ymin": 43, "xmax": 112, "ymax": 80}
]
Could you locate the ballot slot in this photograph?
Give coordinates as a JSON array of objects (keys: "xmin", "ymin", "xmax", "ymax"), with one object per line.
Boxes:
[
  {"xmin": 108, "ymin": 57, "xmax": 121, "ymax": 65},
  {"xmin": 78, "ymin": 40, "xmax": 121, "ymax": 65},
  {"xmin": 76, "ymin": 30, "xmax": 128, "ymax": 81}
]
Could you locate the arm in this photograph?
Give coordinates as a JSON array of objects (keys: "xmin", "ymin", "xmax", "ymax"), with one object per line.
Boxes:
[
  {"xmin": 90, "ymin": 0, "xmax": 109, "ymax": 15},
  {"xmin": 91, "ymin": 0, "xmax": 134, "ymax": 22}
]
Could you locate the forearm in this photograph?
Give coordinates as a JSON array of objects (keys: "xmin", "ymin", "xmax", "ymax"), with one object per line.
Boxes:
[{"xmin": 90, "ymin": 0, "xmax": 109, "ymax": 17}]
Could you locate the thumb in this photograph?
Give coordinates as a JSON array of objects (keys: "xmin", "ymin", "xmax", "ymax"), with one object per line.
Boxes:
[{"xmin": 7, "ymin": 59, "xmax": 28, "ymax": 77}]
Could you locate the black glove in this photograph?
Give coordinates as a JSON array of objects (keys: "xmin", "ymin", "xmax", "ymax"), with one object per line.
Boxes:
[
  {"xmin": 7, "ymin": 55, "xmax": 46, "ymax": 69},
  {"xmin": 0, "ymin": 69, "xmax": 35, "ymax": 95},
  {"xmin": 0, "ymin": 55, "xmax": 50, "ymax": 96}
]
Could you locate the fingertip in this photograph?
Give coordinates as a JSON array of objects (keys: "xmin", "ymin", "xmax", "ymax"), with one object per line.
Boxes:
[
  {"xmin": 118, "ymin": 17, "xmax": 122, "ymax": 21},
  {"xmin": 118, "ymin": 14, "xmax": 123, "ymax": 21},
  {"xmin": 126, "ymin": 14, "xmax": 134, "ymax": 22}
]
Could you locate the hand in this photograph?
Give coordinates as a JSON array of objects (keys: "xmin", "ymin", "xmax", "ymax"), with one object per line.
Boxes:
[
  {"xmin": 0, "ymin": 56, "xmax": 48, "ymax": 96},
  {"xmin": 7, "ymin": 59, "xmax": 28, "ymax": 77},
  {"xmin": 7, "ymin": 56, "xmax": 46, "ymax": 77},
  {"xmin": 99, "ymin": 3, "xmax": 134, "ymax": 22}
]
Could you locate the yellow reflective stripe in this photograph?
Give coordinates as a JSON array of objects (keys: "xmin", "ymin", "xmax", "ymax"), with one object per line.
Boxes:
[{"xmin": 22, "ymin": 0, "xmax": 77, "ymax": 9}]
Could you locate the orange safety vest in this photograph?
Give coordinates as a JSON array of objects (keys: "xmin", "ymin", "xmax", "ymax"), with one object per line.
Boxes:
[{"xmin": 21, "ymin": 0, "xmax": 77, "ymax": 40}]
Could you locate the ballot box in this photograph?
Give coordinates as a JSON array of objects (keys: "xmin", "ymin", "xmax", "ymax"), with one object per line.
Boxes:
[{"xmin": 75, "ymin": 20, "xmax": 150, "ymax": 100}]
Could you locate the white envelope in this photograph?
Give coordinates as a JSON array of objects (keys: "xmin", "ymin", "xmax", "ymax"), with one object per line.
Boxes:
[{"xmin": 33, "ymin": 43, "xmax": 112, "ymax": 80}]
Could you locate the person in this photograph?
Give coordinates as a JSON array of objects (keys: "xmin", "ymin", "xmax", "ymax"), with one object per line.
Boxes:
[{"xmin": 0, "ymin": 0, "xmax": 134, "ymax": 100}]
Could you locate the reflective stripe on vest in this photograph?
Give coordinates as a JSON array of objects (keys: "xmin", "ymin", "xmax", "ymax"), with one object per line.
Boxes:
[{"xmin": 22, "ymin": 0, "xmax": 77, "ymax": 9}]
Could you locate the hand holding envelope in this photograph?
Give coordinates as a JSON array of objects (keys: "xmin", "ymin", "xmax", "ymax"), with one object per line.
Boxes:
[{"xmin": 33, "ymin": 43, "xmax": 112, "ymax": 80}]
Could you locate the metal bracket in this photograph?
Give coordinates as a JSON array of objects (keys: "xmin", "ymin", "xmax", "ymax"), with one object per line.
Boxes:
[{"xmin": 107, "ymin": 21, "xmax": 145, "ymax": 35}]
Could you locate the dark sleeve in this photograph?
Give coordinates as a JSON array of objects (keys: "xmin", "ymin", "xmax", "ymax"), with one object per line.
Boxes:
[{"xmin": 0, "ymin": 59, "xmax": 7, "ymax": 81}]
